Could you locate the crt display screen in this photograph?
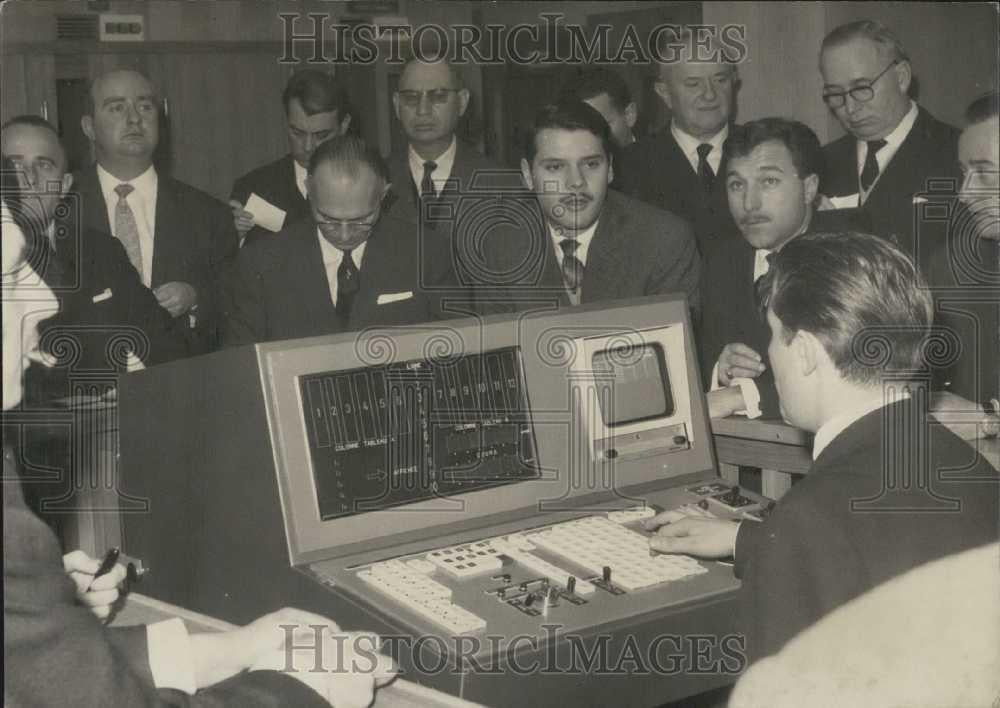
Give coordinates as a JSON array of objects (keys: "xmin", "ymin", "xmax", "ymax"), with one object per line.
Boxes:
[
  {"xmin": 298, "ymin": 346, "xmax": 539, "ymax": 520},
  {"xmin": 592, "ymin": 343, "xmax": 674, "ymax": 427}
]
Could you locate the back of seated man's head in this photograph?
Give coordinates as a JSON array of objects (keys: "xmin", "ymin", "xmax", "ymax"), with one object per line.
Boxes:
[
  {"xmin": 283, "ymin": 69, "xmax": 353, "ymax": 168},
  {"xmin": 560, "ymin": 67, "xmax": 636, "ymax": 149},
  {"xmin": 760, "ymin": 230, "xmax": 932, "ymax": 388},
  {"xmin": 722, "ymin": 118, "xmax": 824, "ymax": 250}
]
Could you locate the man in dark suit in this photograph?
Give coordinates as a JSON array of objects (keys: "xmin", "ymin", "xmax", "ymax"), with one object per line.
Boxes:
[
  {"xmin": 927, "ymin": 91, "xmax": 1000, "ymax": 440},
  {"xmin": 478, "ymin": 101, "xmax": 700, "ymax": 315},
  {"xmin": 2, "ymin": 201, "xmax": 394, "ymax": 706},
  {"xmin": 702, "ymin": 118, "xmax": 869, "ymax": 419},
  {"xmin": 646, "ymin": 231, "xmax": 998, "ymax": 664},
  {"xmin": 559, "ymin": 66, "xmax": 639, "ymax": 190},
  {"xmin": 75, "ymin": 69, "xmax": 238, "ymax": 354},
  {"xmin": 617, "ymin": 26, "xmax": 740, "ymax": 251},
  {"xmin": 387, "ymin": 58, "xmax": 521, "ymax": 308},
  {"xmin": 818, "ymin": 20, "xmax": 960, "ymax": 269},
  {"xmin": 230, "ymin": 70, "xmax": 352, "ymax": 246},
  {"xmin": 222, "ymin": 135, "xmax": 448, "ymax": 346},
  {"xmin": 2, "ymin": 116, "xmax": 186, "ymax": 400}
]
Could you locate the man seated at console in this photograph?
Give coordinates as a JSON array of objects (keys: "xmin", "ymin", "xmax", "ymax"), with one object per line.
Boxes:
[
  {"xmin": 222, "ymin": 135, "xmax": 449, "ymax": 346},
  {"xmin": 703, "ymin": 118, "xmax": 867, "ymax": 419},
  {"xmin": 3, "ymin": 197, "xmax": 395, "ymax": 706},
  {"xmin": 477, "ymin": 101, "xmax": 700, "ymax": 316},
  {"xmin": 646, "ymin": 231, "xmax": 998, "ymax": 663}
]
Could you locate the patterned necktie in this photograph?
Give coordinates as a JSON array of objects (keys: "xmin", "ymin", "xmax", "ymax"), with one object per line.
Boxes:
[
  {"xmin": 860, "ymin": 139, "xmax": 888, "ymax": 192},
  {"xmin": 696, "ymin": 143, "xmax": 715, "ymax": 194},
  {"xmin": 559, "ymin": 238, "xmax": 585, "ymax": 293},
  {"xmin": 113, "ymin": 183, "xmax": 143, "ymax": 276},
  {"xmin": 421, "ymin": 160, "xmax": 437, "ymax": 200},
  {"xmin": 336, "ymin": 248, "xmax": 360, "ymax": 319}
]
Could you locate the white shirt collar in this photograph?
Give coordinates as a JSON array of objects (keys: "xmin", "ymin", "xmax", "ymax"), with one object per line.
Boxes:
[
  {"xmin": 812, "ymin": 390, "xmax": 910, "ymax": 460},
  {"xmin": 671, "ymin": 123, "xmax": 728, "ymax": 175},
  {"xmin": 408, "ymin": 137, "xmax": 457, "ymax": 196},
  {"xmin": 96, "ymin": 162, "xmax": 157, "ymax": 203},
  {"xmin": 548, "ymin": 219, "xmax": 599, "ymax": 267},
  {"xmin": 294, "ymin": 160, "xmax": 308, "ymax": 200},
  {"xmin": 315, "ymin": 228, "xmax": 367, "ymax": 305},
  {"xmin": 855, "ymin": 101, "xmax": 918, "ymax": 186}
]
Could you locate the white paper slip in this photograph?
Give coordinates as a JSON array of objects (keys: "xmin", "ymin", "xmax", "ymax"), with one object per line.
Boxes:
[
  {"xmin": 827, "ymin": 193, "xmax": 860, "ymax": 210},
  {"xmin": 376, "ymin": 291, "xmax": 413, "ymax": 305},
  {"xmin": 245, "ymin": 193, "xmax": 287, "ymax": 233}
]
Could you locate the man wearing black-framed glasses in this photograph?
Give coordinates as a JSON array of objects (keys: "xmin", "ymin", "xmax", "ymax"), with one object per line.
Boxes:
[
  {"xmin": 817, "ymin": 20, "xmax": 959, "ymax": 269},
  {"xmin": 221, "ymin": 135, "xmax": 448, "ymax": 346}
]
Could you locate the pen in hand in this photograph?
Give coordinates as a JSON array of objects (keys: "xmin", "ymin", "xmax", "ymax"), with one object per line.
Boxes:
[{"xmin": 88, "ymin": 547, "xmax": 120, "ymax": 591}]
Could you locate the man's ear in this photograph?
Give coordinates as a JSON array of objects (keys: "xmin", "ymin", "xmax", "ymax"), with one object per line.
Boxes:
[
  {"xmin": 803, "ymin": 173, "xmax": 819, "ymax": 206},
  {"xmin": 624, "ymin": 102, "xmax": 638, "ymax": 130},
  {"xmin": 520, "ymin": 158, "xmax": 534, "ymax": 191},
  {"xmin": 653, "ymin": 80, "xmax": 673, "ymax": 111},
  {"xmin": 457, "ymin": 88, "xmax": 471, "ymax": 118},
  {"xmin": 893, "ymin": 59, "xmax": 912, "ymax": 96},
  {"xmin": 391, "ymin": 92, "xmax": 401, "ymax": 121},
  {"xmin": 607, "ymin": 154, "xmax": 615, "ymax": 187},
  {"xmin": 340, "ymin": 113, "xmax": 352, "ymax": 135},
  {"xmin": 794, "ymin": 330, "xmax": 822, "ymax": 377},
  {"xmin": 81, "ymin": 115, "xmax": 95, "ymax": 142},
  {"xmin": 60, "ymin": 172, "xmax": 74, "ymax": 197}
]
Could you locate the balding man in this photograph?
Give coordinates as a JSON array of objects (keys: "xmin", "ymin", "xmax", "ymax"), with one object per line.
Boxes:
[
  {"xmin": 618, "ymin": 26, "xmax": 740, "ymax": 250},
  {"xmin": 818, "ymin": 21, "xmax": 959, "ymax": 266},
  {"xmin": 221, "ymin": 136, "xmax": 448, "ymax": 346},
  {"xmin": 74, "ymin": 69, "xmax": 238, "ymax": 354}
]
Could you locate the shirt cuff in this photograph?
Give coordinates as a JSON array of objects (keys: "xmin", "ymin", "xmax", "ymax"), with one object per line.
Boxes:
[
  {"xmin": 710, "ymin": 362, "xmax": 723, "ymax": 391},
  {"xmin": 146, "ymin": 618, "xmax": 196, "ymax": 695},
  {"xmin": 730, "ymin": 377, "xmax": 763, "ymax": 419}
]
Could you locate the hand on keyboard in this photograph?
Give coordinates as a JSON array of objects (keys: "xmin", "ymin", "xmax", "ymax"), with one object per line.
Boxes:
[{"xmin": 647, "ymin": 518, "xmax": 740, "ymax": 560}]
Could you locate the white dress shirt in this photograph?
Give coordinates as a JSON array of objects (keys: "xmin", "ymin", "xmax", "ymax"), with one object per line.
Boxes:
[
  {"xmin": 96, "ymin": 163, "xmax": 157, "ymax": 287},
  {"xmin": 671, "ymin": 123, "xmax": 728, "ymax": 176},
  {"xmin": 855, "ymin": 101, "xmax": 918, "ymax": 202},
  {"xmin": 408, "ymin": 137, "xmax": 457, "ymax": 196},
  {"xmin": 316, "ymin": 229, "xmax": 367, "ymax": 306},
  {"xmin": 294, "ymin": 160, "xmax": 308, "ymax": 200}
]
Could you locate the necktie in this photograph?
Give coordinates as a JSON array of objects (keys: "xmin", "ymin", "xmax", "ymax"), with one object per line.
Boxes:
[
  {"xmin": 113, "ymin": 184, "xmax": 143, "ymax": 276},
  {"xmin": 420, "ymin": 160, "xmax": 437, "ymax": 200},
  {"xmin": 753, "ymin": 250, "xmax": 777, "ymax": 309},
  {"xmin": 860, "ymin": 139, "xmax": 887, "ymax": 192},
  {"xmin": 696, "ymin": 143, "xmax": 715, "ymax": 194},
  {"xmin": 336, "ymin": 248, "xmax": 360, "ymax": 319},
  {"xmin": 559, "ymin": 238, "xmax": 585, "ymax": 293}
]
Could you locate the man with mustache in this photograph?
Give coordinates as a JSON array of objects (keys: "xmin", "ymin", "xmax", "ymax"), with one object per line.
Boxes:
[
  {"xmin": 479, "ymin": 101, "xmax": 699, "ymax": 314},
  {"xmin": 818, "ymin": 20, "xmax": 959, "ymax": 268},
  {"xmin": 74, "ymin": 69, "xmax": 238, "ymax": 354},
  {"xmin": 702, "ymin": 118, "xmax": 867, "ymax": 419}
]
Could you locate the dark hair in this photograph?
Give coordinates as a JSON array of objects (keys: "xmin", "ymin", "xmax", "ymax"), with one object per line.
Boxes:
[
  {"xmin": 523, "ymin": 101, "xmax": 614, "ymax": 164},
  {"xmin": 758, "ymin": 231, "xmax": 933, "ymax": 385},
  {"xmin": 308, "ymin": 134, "xmax": 389, "ymax": 183},
  {"xmin": 723, "ymin": 117, "xmax": 824, "ymax": 180},
  {"xmin": 821, "ymin": 20, "xmax": 909, "ymax": 63},
  {"xmin": 965, "ymin": 91, "xmax": 1000, "ymax": 125},
  {"xmin": 283, "ymin": 69, "xmax": 351, "ymax": 118},
  {"xmin": 560, "ymin": 67, "xmax": 632, "ymax": 113}
]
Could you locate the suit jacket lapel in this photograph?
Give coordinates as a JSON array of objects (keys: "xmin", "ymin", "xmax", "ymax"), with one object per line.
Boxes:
[
  {"xmin": 292, "ymin": 223, "xmax": 341, "ymax": 333},
  {"xmin": 282, "ymin": 155, "xmax": 308, "ymax": 215},
  {"xmin": 868, "ymin": 108, "xmax": 928, "ymax": 207},
  {"xmin": 77, "ymin": 165, "xmax": 112, "ymax": 235},
  {"xmin": 582, "ymin": 198, "xmax": 629, "ymax": 304}
]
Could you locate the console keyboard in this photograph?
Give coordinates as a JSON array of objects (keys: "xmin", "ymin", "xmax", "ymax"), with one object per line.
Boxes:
[
  {"xmin": 358, "ymin": 561, "xmax": 487, "ymax": 634},
  {"xmin": 528, "ymin": 516, "xmax": 708, "ymax": 591}
]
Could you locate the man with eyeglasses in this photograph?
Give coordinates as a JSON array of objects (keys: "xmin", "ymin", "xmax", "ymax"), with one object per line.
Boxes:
[
  {"xmin": 221, "ymin": 135, "xmax": 447, "ymax": 346},
  {"xmin": 818, "ymin": 20, "xmax": 959, "ymax": 267},
  {"xmin": 230, "ymin": 70, "xmax": 352, "ymax": 247},
  {"xmin": 74, "ymin": 69, "xmax": 238, "ymax": 355}
]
